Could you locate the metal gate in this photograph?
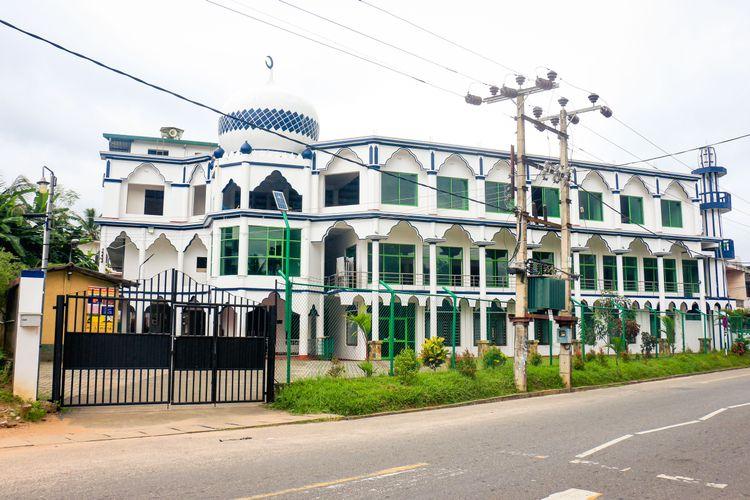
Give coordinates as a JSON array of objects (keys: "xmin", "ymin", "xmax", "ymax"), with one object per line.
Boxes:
[{"xmin": 51, "ymin": 270, "xmax": 276, "ymax": 407}]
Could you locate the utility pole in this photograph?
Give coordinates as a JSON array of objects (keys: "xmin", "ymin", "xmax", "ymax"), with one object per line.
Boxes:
[{"xmin": 465, "ymin": 71, "xmax": 559, "ymax": 392}]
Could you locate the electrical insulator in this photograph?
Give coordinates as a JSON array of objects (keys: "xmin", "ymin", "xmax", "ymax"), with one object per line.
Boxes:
[
  {"xmin": 547, "ymin": 70, "xmax": 557, "ymax": 81},
  {"xmin": 558, "ymin": 97, "xmax": 568, "ymax": 107},
  {"xmin": 569, "ymin": 114, "xmax": 580, "ymax": 124},
  {"xmin": 600, "ymin": 106, "xmax": 613, "ymax": 118},
  {"xmin": 515, "ymin": 75, "xmax": 526, "ymax": 86},
  {"xmin": 535, "ymin": 77, "xmax": 554, "ymax": 90},
  {"xmin": 588, "ymin": 93, "xmax": 599, "ymax": 104},
  {"xmin": 533, "ymin": 106, "xmax": 543, "ymax": 118},
  {"xmin": 551, "ymin": 117, "xmax": 560, "ymax": 127},
  {"xmin": 489, "ymin": 85, "xmax": 499, "ymax": 96},
  {"xmin": 464, "ymin": 93, "xmax": 483, "ymax": 106},
  {"xmin": 535, "ymin": 123, "xmax": 545, "ymax": 132},
  {"xmin": 500, "ymin": 86, "xmax": 519, "ymax": 98}
]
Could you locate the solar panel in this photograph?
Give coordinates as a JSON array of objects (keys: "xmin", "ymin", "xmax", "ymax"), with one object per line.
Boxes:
[{"xmin": 272, "ymin": 191, "xmax": 289, "ymax": 211}]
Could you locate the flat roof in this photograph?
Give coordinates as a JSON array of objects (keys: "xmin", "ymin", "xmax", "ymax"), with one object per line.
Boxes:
[{"xmin": 103, "ymin": 133, "xmax": 218, "ymax": 148}]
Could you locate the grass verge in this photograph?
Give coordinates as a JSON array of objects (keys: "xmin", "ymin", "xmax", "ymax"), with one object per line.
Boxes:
[{"xmin": 272, "ymin": 353, "xmax": 750, "ymax": 416}]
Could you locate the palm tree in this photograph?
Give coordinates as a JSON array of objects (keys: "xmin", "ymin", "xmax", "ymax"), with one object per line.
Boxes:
[
  {"xmin": 0, "ymin": 178, "xmax": 34, "ymax": 259},
  {"xmin": 77, "ymin": 208, "xmax": 100, "ymax": 243}
]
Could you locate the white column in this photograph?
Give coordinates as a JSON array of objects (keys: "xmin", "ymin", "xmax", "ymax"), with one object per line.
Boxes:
[
  {"xmin": 462, "ymin": 245, "xmax": 471, "ymax": 287},
  {"xmin": 211, "ymin": 226, "xmax": 221, "ymax": 278},
  {"xmin": 238, "ymin": 219, "xmax": 249, "ymax": 276},
  {"xmin": 370, "ymin": 239, "xmax": 380, "ymax": 341},
  {"xmin": 616, "ymin": 253, "xmax": 625, "ymax": 296},
  {"xmin": 176, "ymin": 248, "xmax": 185, "ymax": 273},
  {"xmin": 310, "ymin": 173, "xmax": 320, "ymax": 213},
  {"xmin": 369, "ymin": 169, "xmax": 381, "ymax": 212},
  {"xmin": 428, "ymin": 174, "xmax": 437, "ymax": 215},
  {"xmin": 653, "ymin": 195, "xmax": 663, "ymax": 233},
  {"xmin": 697, "ymin": 256, "xmax": 707, "ymax": 307},
  {"xmin": 573, "ymin": 251, "xmax": 582, "ymax": 301},
  {"xmin": 657, "ymin": 254, "xmax": 667, "ymax": 311},
  {"xmin": 429, "ymin": 242, "xmax": 438, "ymax": 338},
  {"xmin": 570, "ymin": 188, "xmax": 581, "ymax": 226},
  {"xmin": 12, "ymin": 273, "xmax": 45, "ymax": 400},
  {"xmin": 612, "ymin": 192, "xmax": 622, "ymax": 230},
  {"xmin": 478, "ymin": 245, "xmax": 488, "ymax": 341},
  {"xmin": 476, "ymin": 177, "xmax": 486, "ymax": 218},
  {"xmin": 300, "ymin": 225, "xmax": 312, "ymax": 282}
]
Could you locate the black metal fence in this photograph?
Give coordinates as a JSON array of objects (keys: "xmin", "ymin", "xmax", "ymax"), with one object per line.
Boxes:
[{"xmin": 51, "ymin": 270, "xmax": 276, "ymax": 407}]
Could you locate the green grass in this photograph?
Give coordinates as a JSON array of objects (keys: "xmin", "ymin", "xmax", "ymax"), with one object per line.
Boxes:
[{"xmin": 272, "ymin": 353, "xmax": 750, "ymax": 416}]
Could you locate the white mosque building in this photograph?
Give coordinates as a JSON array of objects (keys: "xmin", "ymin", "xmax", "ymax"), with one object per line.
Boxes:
[{"xmin": 97, "ymin": 75, "xmax": 736, "ymax": 360}]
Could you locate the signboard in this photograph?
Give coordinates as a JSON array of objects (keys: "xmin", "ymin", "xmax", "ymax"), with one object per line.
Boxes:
[{"xmin": 85, "ymin": 287, "xmax": 118, "ymax": 333}]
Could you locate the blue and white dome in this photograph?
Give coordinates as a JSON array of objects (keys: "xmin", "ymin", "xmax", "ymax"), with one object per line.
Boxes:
[{"xmin": 218, "ymin": 83, "xmax": 320, "ymax": 155}]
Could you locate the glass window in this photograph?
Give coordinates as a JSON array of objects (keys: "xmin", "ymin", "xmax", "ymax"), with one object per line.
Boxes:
[
  {"xmin": 620, "ymin": 195, "xmax": 644, "ymax": 225},
  {"xmin": 196, "ymin": 257, "xmax": 207, "ymax": 272},
  {"xmin": 222, "ymin": 180, "xmax": 241, "ymax": 210},
  {"xmin": 109, "ymin": 138, "xmax": 132, "ymax": 152},
  {"xmin": 531, "ymin": 251, "xmax": 555, "ymax": 276},
  {"xmin": 531, "ymin": 187, "xmax": 560, "ymax": 218},
  {"xmin": 144, "ymin": 189, "xmax": 164, "ymax": 216},
  {"xmin": 579, "ymin": 191, "xmax": 604, "ymax": 221},
  {"xmin": 682, "ymin": 260, "xmax": 700, "ymax": 296},
  {"xmin": 579, "ymin": 254, "xmax": 597, "ymax": 290},
  {"xmin": 247, "ymin": 226, "xmax": 301, "ymax": 277},
  {"xmin": 382, "ymin": 172, "xmax": 418, "ymax": 206},
  {"xmin": 664, "ymin": 259, "xmax": 677, "ymax": 293},
  {"xmin": 623, "ymin": 256, "xmax": 638, "ymax": 292},
  {"xmin": 437, "ymin": 176, "xmax": 468, "ymax": 210},
  {"xmin": 486, "ymin": 249, "xmax": 509, "ymax": 287},
  {"xmin": 661, "ymin": 199, "xmax": 683, "ymax": 228},
  {"xmin": 603, "ymin": 255, "xmax": 618, "ymax": 291},
  {"xmin": 220, "ymin": 226, "xmax": 239, "ymax": 276},
  {"xmin": 436, "ymin": 246, "xmax": 463, "ymax": 286},
  {"xmin": 643, "ymin": 258, "xmax": 658, "ymax": 292},
  {"xmin": 368, "ymin": 243, "xmax": 416, "ymax": 284},
  {"xmin": 147, "ymin": 149, "xmax": 169, "ymax": 156},
  {"xmin": 325, "ymin": 173, "xmax": 360, "ymax": 207},
  {"xmin": 485, "ymin": 181, "xmax": 514, "ymax": 213}
]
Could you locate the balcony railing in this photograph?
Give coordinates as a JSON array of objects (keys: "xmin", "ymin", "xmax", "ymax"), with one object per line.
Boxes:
[
  {"xmin": 579, "ymin": 278, "xmax": 701, "ymax": 297},
  {"xmin": 699, "ymin": 191, "xmax": 732, "ymax": 212},
  {"xmin": 325, "ymin": 271, "xmax": 515, "ymax": 290}
]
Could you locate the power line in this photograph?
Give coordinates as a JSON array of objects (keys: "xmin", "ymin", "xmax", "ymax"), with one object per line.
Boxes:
[
  {"xmin": 203, "ymin": 0, "xmax": 464, "ymax": 98},
  {"xmin": 0, "ymin": 16, "xmax": 508, "ymax": 214},
  {"xmin": 356, "ymin": 0, "xmax": 522, "ymax": 76},
  {"xmin": 275, "ymin": 0, "xmax": 495, "ymax": 87}
]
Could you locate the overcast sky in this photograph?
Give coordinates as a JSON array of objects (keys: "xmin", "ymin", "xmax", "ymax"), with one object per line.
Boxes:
[{"xmin": 1, "ymin": 1, "xmax": 749, "ymax": 254}]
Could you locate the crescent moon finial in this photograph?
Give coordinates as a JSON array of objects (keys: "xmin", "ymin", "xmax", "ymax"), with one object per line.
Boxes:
[{"xmin": 265, "ymin": 56, "xmax": 274, "ymax": 70}]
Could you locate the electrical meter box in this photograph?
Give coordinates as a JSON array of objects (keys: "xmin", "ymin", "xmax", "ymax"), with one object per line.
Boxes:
[{"xmin": 557, "ymin": 325, "xmax": 572, "ymax": 344}]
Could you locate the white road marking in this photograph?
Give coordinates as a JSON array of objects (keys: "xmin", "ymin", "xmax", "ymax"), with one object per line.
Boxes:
[
  {"xmin": 699, "ymin": 408, "xmax": 726, "ymax": 421},
  {"xmin": 543, "ymin": 488, "xmax": 602, "ymax": 499},
  {"xmin": 728, "ymin": 402, "xmax": 750, "ymax": 408},
  {"xmin": 575, "ymin": 434, "xmax": 633, "ymax": 459},
  {"xmin": 570, "ymin": 459, "xmax": 631, "ymax": 472},
  {"xmin": 636, "ymin": 420, "xmax": 699, "ymax": 435},
  {"xmin": 657, "ymin": 474, "xmax": 727, "ymax": 489}
]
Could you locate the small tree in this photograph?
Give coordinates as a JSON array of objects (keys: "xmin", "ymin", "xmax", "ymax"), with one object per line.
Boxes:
[
  {"xmin": 394, "ymin": 349, "xmax": 420, "ymax": 384},
  {"xmin": 347, "ymin": 304, "xmax": 372, "ymax": 356},
  {"xmin": 640, "ymin": 332, "xmax": 658, "ymax": 358},
  {"xmin": 661, "ymin": 315, "xmax": 677, "ymax": 355},
  {"xmin": 420, "ymin": 337, "xmax": 448, "ymax": 371}
]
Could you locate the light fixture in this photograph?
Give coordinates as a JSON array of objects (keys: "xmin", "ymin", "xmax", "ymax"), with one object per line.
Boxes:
[{"xmin": 37, "ymin": 175, "xmax": 50, "ymax": 194}]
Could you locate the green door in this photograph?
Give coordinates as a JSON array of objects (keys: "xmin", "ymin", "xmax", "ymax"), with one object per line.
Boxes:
[{"xmin": 379, "ymin": 303, "xmax": 415, "ymax": 358}]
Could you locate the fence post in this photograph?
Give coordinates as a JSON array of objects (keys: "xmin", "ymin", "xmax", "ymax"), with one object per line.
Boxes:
[
  {"xmin": 265, "ymin": 282, "xmax": 278, "ymax": 403},
  {"xmin": 278, "ymin": 270, "xmax": 292, "ymax": 384},
  {"xmin": 702, "ymin": 311, "xmax": 708, "ymax": 354},
  {"xmin": 680, "ymin": 309, "xmax": 686, "ymax": 353},
  {"xmin": 50, "ymin": 295, "xmax": 65, "ymax": 403},
  {"xmin": 442, "ymin": 287, "xmax": 458, "ymax": 369},
  {"xmin": 379, "ymin": 281, "xmax": 395, "ymax": 376}
]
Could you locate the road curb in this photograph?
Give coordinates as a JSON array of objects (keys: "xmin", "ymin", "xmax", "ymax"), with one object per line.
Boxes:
[{"xmin": 2, "ymin": 365, "xmax": 746, "ymax": 450}]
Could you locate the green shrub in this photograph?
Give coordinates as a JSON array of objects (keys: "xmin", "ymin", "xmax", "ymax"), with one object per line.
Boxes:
[
  {"xmin": 620, "ymin": 350, "xmax": 632, "ymax": 362},
  {"xmin": 585, "ymin": 351, "xmax": 596, "ymax": 362},
  {"xmin": 573, "ymin": 354, "xmax": 585, "ymax": 370},
  {"xmin": 731, "ymin": 340, "xmax": 747, "ymax": 356},
  {"xmin": 420, "ymin": 337, "xmax": 448, "ymax": 370},
  {"xmin": 482, "ymin": 347, "xmax": 507, "ymax": 369},
  {"xmin": 358, "ymin": 361, "xmax": 374, "ymax": 377},
  {"xmin": 394, "ymin": 349, "xmax": 420, "ymax": 384},
  {"xmin": 529, "ymin": 351, "xmax": 542, "ymax": 366},
  {"xmin": 327, "ymin": 357, "xmax": 346, "ymax": 378},
  {"xmin": 23, "ymin": 402, "xmax": 47, "ymax": 422},
  {"xmin": 596, "ymin": 348, "xmax": 607, "ymax": 365},
  {"xmin": 641, "ymin": 333, "xmax": 658, "ymax": 358},
  {"xmin": 456, "ymin": 349, "xmax": 477, "ymax": 378}
]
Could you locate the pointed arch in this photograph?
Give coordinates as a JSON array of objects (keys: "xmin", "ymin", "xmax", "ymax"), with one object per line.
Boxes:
[
  {"xmin": 323, "ymin": 147, "xmax": 366, "ymax": 172},
  {"xmin": 249, "ymin": 170, "xmax": 302, "ymax": 211},
  {"xmin": 127, "ymin": 163, "xmax": 166, "ymax": 184},
  {"xmin": 382, "ymin": 147, "xmax": 425, "ymax": 171},
  {"xmin": 580, "ymin": 170, "xmax": 611, "ymax": 191},
  {"xmin": 621, "ymin": 175, "xmax": 652, "ymax": 196},
  {"xmin": 438, "ymin": 153, "xmax": 474, "ymax": 176},
  {"xmin": 663, "ymin": 179, "xmax": 691, "ymax": 201}
]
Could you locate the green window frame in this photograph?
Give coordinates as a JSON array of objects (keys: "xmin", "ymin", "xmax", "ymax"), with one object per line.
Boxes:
[
  {"xmin": 623, "ymin": 256, "xmax": 638, "ymax": 292},
  {"xmin": 437, "ymin": 176, "xmax": 469, "ymax": 210},
  {"xmin": 579, "ymin": 191, "xmax": 604, "ymax": 221},
  {"xmin": 486, "ymin": 249, "xmax": 509, "ymax": 287},
  {"xmin": 661, "ymin": 199, "xmax": 683, "ymax": 228},
  {"xmin": 532, "ymin": 251, "xmax": 555, "ymax": 265},
  {"xmin": 436, "ymin": 246, "xmax": 463, "ymax": 286},
  {"xmin": 247, "ymin": 226, "xmax": 301, "ymax": 277},
  {"xmin": 643, "ymin": 258, "xmax": 658, "ymax": 292},
  {"xmin": 220, "ymin": 226, "xmax": 239, "ymax": 276},
  {"xmin": 485, "ymin": 181, "xmax": 514, "ymax": 213},
  {"xmin": 367, "ymin": 243, "xmax": 416, "ymax": 285},
  {"xmin": 431, "ymin": 301, "xmax": 460, "ymax": 345},
  {"xmin": 603, "ymin": 255, "xmax": 618, "ymax": 291},
  {"xmin": 620, "ymin": 195, "xmax": 644, "ymax": 225},
  {"xmin": 663, "ymin": 259, "xmax": 677, "ymax": 293},
  {"xmin": 531, "ymin": 187, "xmax": 560, "ymax": 218},
  {"xmin": 682, "ymin": 260, "xmax": 700, "ymax": 296},
  {"xmin": 579, "ymin": 254, "xmax": 597, "ymax": 290},
  {"xmin": 381, "ymin": 172, "xmax": 418, "ymax": 206}
]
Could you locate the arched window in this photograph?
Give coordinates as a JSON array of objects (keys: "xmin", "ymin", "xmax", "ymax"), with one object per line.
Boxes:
[
  {"xmin": 249, "ymin": 171, "xmax": 302, "ymax": 211},
  {"xmin": 222, "ymin": 180, "xmax": 241, "ymax": 210}
]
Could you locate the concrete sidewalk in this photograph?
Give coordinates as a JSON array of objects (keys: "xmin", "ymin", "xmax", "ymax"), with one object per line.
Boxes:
[{"xmin": 0, "ymin": 403, "xmax": 334, "ymax": 449}]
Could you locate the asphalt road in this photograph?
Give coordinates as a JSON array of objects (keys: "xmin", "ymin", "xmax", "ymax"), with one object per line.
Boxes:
[{"xmin": 2, "ymin": 369, "xmax": 750, "ymax": 499}]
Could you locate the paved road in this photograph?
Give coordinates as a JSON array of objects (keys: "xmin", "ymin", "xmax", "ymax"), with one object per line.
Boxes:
[{"xmin": 2, "ymin": 369, "xmax": 750, "ymax": 499}]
